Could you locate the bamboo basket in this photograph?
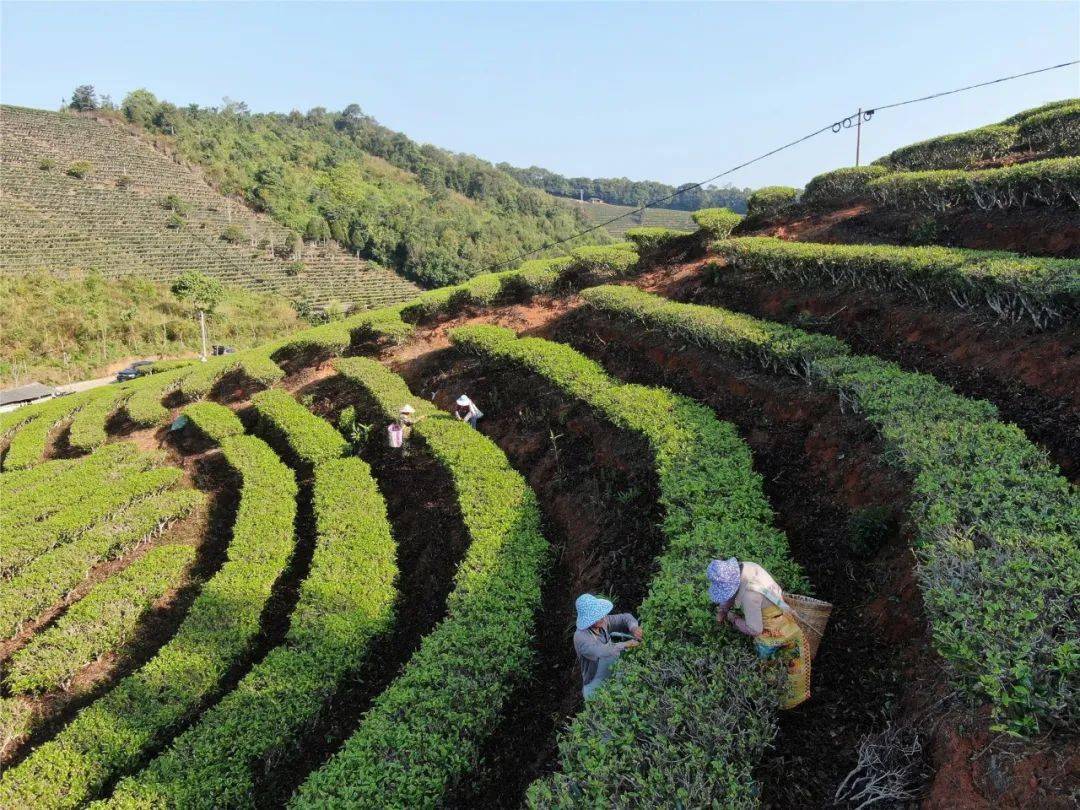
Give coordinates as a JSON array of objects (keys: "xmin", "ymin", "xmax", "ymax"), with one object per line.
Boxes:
[{"xmin": 785, "ymin": 593, "xmax": 832, "ymax": 661}]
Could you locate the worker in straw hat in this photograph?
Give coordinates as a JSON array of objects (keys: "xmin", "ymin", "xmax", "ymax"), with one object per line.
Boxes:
[
  {"xmin": 388, "ymin": 403, "xmax": 420, "ymax": 452},
  {"xmin": 453, "ymin": 394, "xmax": 483, "ymax": 428},
  {"xmin": 573, "ymin": 593, "xmax": 642, "ymax": 700},
  {"xmin": 707, "ymin": 557, "xmax": 812, "ymax": 709}
]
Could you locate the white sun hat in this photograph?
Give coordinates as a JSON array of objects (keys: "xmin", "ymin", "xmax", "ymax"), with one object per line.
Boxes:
[
  {"xmin": 399, "ymin": 404, "xmax": 416, "ymax": 414},
  {"xmin": 456, "ymin": 395, "xmax": 471, "ymax": 407}
]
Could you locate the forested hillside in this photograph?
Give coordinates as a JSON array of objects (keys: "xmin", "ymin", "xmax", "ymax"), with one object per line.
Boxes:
[
  {"xmin": 120, "ymin": 91, "xmax": 601, "ymax": 287},
  {"xmin": 498, "ymin": 163, "xmax": 752, "ymax": 212}
]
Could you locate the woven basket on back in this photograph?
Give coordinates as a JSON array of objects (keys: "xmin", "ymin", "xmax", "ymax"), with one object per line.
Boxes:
[{"xmin": 785, "ymin": 593, "xmax": 832, "ymax": 661}]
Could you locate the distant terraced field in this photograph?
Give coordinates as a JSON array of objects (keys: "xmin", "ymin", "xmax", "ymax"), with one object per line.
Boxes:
[
  {"xmin": 570, "ymin": 199, "xmax": 696, "ymax": 237},
  {"xmin": 0, "ymin": 105, "xmax": 419, "ymax": 309}
]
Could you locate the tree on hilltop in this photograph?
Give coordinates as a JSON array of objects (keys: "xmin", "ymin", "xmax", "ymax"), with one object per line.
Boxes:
[
  {"xmin": 69, "ymin": 85, "xmax": 99, "ymax": 112},
  {"xmin": 122, "ymin": 88, "xmax": 160, "ymax": 127}
]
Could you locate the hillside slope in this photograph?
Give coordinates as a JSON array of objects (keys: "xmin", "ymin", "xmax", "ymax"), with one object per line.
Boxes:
[
  {"xmin": 118, "ymin": 93, "xmax": 602, "ymax": 287},
  {"xmin": 570, "ymin": 199, "xmax": 695, "ymax": 237},
  {"xmin": 0, "ymin": 105, "xmax": 420, "ymax": 309}
]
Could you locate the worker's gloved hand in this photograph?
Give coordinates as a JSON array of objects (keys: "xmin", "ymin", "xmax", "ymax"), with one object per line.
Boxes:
[
  {"xmin": 622, "ymin": 639, "xmax": 641, "ymax": 650},
  {"xmin": 631, "ymin": 626, "xmax": 643, "ymax": 641}
]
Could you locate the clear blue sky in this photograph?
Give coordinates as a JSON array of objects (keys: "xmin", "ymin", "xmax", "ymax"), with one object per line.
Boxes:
[{"xmin": 3, "ymin": 2, "xmax": 1078, "ymax": 190}]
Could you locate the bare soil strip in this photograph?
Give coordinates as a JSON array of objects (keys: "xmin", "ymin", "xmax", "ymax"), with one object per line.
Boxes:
[{"xmin": 389, "ymin": 344, "xmax": 665, "ymax": 808}]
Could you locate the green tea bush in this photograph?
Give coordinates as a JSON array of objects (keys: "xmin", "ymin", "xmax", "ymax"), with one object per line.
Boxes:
[
  {"xmin": 801, "ymin": 165, "xmax": 889, "ymax": 208},
  {"xmin": 567, "ymin": 243, "xmax": 639, "ymax": 277},
  {"xmin": 0, "ymin": 488, "xmax": 202, "ymax": 642},
  {"xmin": 3, "ymin": 391, "xmax": 95, "ymax": 471},
  {"xmin": 180, "ymin": 349, "xmax": 284, "ymax": 400},
  {"xmin": 124, "ymin": 366, "xmax": 196, "ymax": 426},
  {"xmin": 0, "ymin": 435, "xmax": 296, "ymax": 808},
  {"xmin": 292, "ymin": 358, "xmax": 548, "ymax": 809},
  {"xmin": 583, "ymin": 285, "xmax": 1080, "ymax": 735},
  {"xmin": 5, "ymin": 544, "xmax": 195, "ymax": 694},
  {"xmin": 1001, "ymin": 98, "xmax": 1079, "ymax": 125},
  {"xmin": 106, "ymin": 456, "xmax": 396, "ymax": 808},
  {"xmin": 625, "ymin": 226, "xmax": 691, "ymax": 252},
  {"xmin": 1018, "ymin": 102, "xmax": 1080, "ymax": 157},
  {"xmin": 220, "ymin": 223, "xmax": 247, "ymax": 244},
  {"xmin": 875, "ymin": 125, "xmax": 1018, "ymax": 171},
  {"xmin": 712, "ymin": 236, "xmax": 1080, "ymax": 327},
  {"xmin": 869, "ymin": 158, "xmax": 1080, "ymax": 212},
  {"xmin": 182, "ymin": 401, "xmax": 245, "ymax": 443},
  {"xmin": 38, "ymin": 157, "xmax": 56, "ymax": 171},
  {"xmin": 746, "ymin": 186, "xmax": 798, "ymax": 218},
  {"xmin": 3, "ymin": 465, "xmax": 183, "ymax": 579},
  {"xmin": 250, "ymin": 388, "xmax": 348, "ymax": 468},
  {"xmin": 691, "ymin": 206, "xmax": 743, "ymax": 237},
  {"xmin": 68, "ymin": 385, "xmax": 134, "ymax": 452},
  {"xmin": 447, "ymin": 325, "xmax": 805, "ymax": 807}
]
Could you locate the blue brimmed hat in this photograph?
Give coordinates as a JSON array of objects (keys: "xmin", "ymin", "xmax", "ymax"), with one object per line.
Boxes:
[
  {"xmin": 707, "ymin": 558, "xmax": 741, "ymax": 604},
  {"xmin": 575, "ymin": 593, "xmax": 614, "ymax": 630}
]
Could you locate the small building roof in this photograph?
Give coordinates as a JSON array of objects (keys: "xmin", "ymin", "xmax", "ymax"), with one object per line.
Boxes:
[{"xmin": 0, "ymin": 382, "xmax": 57, "ymax": 407}]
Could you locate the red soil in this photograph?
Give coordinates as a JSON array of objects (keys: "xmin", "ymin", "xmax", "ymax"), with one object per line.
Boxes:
[{"xmin": 743, "ymin": 201, "xmax": 1080, "ymax": 258}]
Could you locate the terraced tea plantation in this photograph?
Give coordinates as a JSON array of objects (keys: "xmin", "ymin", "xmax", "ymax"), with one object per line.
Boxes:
[
  {"xmin": 1, "ymin": 102, "xmax": 1077, "ymax": 810},
  {"xmin": 0, "ymin": 105, "xmax": 419, "ymax": 310},
  {"xmin": 571, "ymin": 198, "xmax": 696, "ymax": 237}
]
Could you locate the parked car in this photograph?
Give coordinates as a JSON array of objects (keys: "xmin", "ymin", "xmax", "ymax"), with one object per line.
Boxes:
[
  {"xmin": 211, "ymin": 345, "xmax": 237, "ymax": 356},
  {"xmin": 115, "ymin": 360, "xmax": 154, "ymax": 382}
]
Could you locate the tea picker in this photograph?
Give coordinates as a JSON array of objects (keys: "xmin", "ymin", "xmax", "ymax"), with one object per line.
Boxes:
[
  {"xmin": 708, "ymin": 557, "xmax": 831, "ymax": 709},
  {"xmin": 454, "ymin": 394, "xmax": 483, "ymax": 428},
  {"xmin": 573, "ymin": 593, "xmax": 643, "ymax": 700}
]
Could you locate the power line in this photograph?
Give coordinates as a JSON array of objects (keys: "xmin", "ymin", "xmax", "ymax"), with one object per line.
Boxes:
[{"xmin": 493, "ymin": 58, "xmax": 1079, "ymax": 270}]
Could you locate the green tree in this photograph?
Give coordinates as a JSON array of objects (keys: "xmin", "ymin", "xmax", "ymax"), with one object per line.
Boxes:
[
  {"xmin": 171, "ymin": 271, "xmax": 224, "ymax": 360},
  {"xmin": 122, "ymin": 89, "xmax": 160, "ymax": 127},
  {"xmin": 69, "ymin": 85, "xmax": 98, "ymax": 112}
]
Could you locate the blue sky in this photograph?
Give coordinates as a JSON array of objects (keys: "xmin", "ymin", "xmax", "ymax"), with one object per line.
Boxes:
[{"xmin": 2, "ymin": 2, "xmax": 1078, "ymax": 190}]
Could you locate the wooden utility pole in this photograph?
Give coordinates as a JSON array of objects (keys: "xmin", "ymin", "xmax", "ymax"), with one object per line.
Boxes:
[{"xmin": 855, "ymin": 107, "xmax": 863, "ymax": 167}]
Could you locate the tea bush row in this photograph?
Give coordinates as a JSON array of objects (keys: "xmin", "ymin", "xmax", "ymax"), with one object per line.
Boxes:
[
  {"xmin": 868, "ymin": 157, "xmax": 1080, "ymax": 213},
  {"xmin": 0, "ymin": 434, "xmax": 297, "ymax": 808},
  {"xmin": 801, "ymin": 165, "xmax": 889, "ymax": 207},
  {"xmin": 5, "ymin": 544, "xmax": 194, "ymax": 693},
  {"xmin": 581, "ymin": 284, "xmax": 1079, "ymax": 734},
  {"xmin": 291, "ymin": 357, "xmax": 548, "ymax": 809},
  {"xmin": 4, "ymin": 464, "xmax": 183, "ymax": 579},
  {"xmin": 746, "ymin": 186, "xmax": 798, "ymax": 218},
  {"xmin": 0, "ymin": 488, "xmax": 202, "ymax": 642},
  {"xmin": 250, "ymin": 389, "xmax": 349, "ymax": 469},
  {"xmin": 712, "ymin": 236, "xmax": 1080, "ymax": 328},
  {"xmin": 2, "ymin": 390, "xmax": 95, "ymax": 470},
  {"xmin": 106, "ymin": 455, "xmax": 395, "ymax": 808},
  {"xmin": 448, "ymin": 324, "xmax": 806, "ymax": 807},
  {"xmin": 181, "ymin": 400, "xmax": 245, "ymax": 443},
  {"xmin": 691, "ymin": 206, "xmax": 743, "ymax": 237}
]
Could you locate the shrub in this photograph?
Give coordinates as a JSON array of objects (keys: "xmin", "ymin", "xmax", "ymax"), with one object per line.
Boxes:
[
  {"xmin": 582, "ymin": 285, "xmax": 1080, "ymax": 735},
  {"xmin": 875, "ymin": 125, "xmax": 1018, "ymax": 171},
  {"xmin": 115, "ymin": 174, "xmax": 132, "ymax": 189},
  {"xmin": 292, "ymin": 358, "xmax": 548, "ymax": 808},
  {"xmin": 691, "ymin": 206, "xmax": 743, "ymax": 237},
  {"xmin": 801, "ymin": 165, "xmax": 889, "ymax": 207},
  {"xmin": 165, "ymin": 211, "xmax": 184, "ymax": 229},
  {"xmin": 1018, "ymin": 102, "xmax": 1080, "ymax": 157},
  {"xmin": 303, "ymin": 215, "xmax": 331, "ymax": 242},
  {"xmin": 160, "ymin": 194, "xmax": 189, "ymax": 214},
  {"xmin": 447, "ymin": 326, "xmax": 804, "ymax": 807},
  {"xmin": 250, "ymin": 388, "xmax": 348, "ymax": 468},
  {"xmin": 746, "ymin": 186, "xmax": 798, "ymax": 218},
  {"xmin": 65, "ymin": 161, "xmax": 92, "ymax": 179},
  {"xmin": 38, "ymin": 157, "xmax": 56, "ymax": 171},
  {"xmin": 712, "ymin": 236, "xmax": 1080, "ymax": 328},
  {"xmin": 625, "ymin": 226, "xmax": 690, "ymax": 252},
  {"xmin": 220, "ymin": 223, "xmax": 246, "ymax": 244},
  {"xmin": 869, "ymin": 158, "xmax": 1080, "ymax": 212},
  {"xmin": 107, "ymin": 456, "xmax": 395, "ymax": 808},
  {"xmin": 5, "ymin": 544, "xmax": 195, "ymax": 694},
  {"xmin": 285, "ymin": 260, "xmax": 305, "ymax": 277},
  {"xmin": 0, "ymin": 435, "xmax": 297, "ymax": 808}
]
